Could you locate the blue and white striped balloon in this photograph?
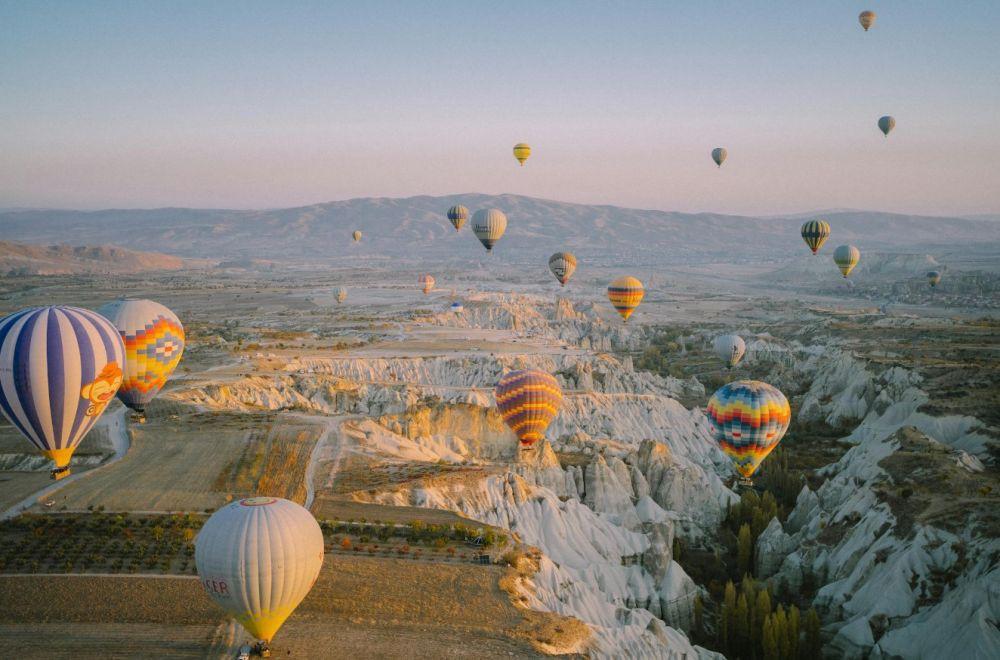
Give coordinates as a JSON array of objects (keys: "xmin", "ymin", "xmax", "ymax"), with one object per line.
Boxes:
[{"xmin": 0, "ymin": 306, "xmax": 126, "ymax": 476}]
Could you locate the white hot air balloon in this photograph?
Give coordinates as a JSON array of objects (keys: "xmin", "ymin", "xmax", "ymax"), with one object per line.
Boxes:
[
  {"xmin": 195, "ymin": 497, "xmax": 324, "ymax": 651},
  {"xmin": 713, "ymin": 334, "xmax": 747, "ymax": 369},
  {"xmin": 471, "ymin": 209, "xmax": 507, "ymax": 253}
]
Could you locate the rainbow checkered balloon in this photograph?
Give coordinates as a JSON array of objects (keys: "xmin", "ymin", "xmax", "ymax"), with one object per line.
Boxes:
[
  {"xmin": 495, "ymin": 369, "xmax": 563, "ymax": 448},
  {"xmin": 98, "ymin": 299, "xmax": 184, "ymax": 413},
  {"xmin": 706, "ymin": 380, "xmax": 791, "ymax": 479}
]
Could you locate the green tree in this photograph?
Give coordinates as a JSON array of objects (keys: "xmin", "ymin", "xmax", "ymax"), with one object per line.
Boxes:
[
  {"xmin": 721, "ymin": 580, "xmax": 737, "ymax": 653},
  {"xmin": 787, "ymin": 605, "xmax": 801, "ymax": 659},
  {"xmin": 762, "ymin": 614, "xmax": 779, "ymax": 660},
  {"xmin": 803, "ymin": 608, "xmax": 821, "ymax": 659},
  {"xmin": 738, "ymin": 524, "xmax": 753, "ymax": 577},
  {"xmin": 735, "ymin": 593, "xmax": 750, "ymax": 653},
  {"xmin": 752, "ymin": 586, "xmax": 772, "ymax": 656},
  {"xmin": 774, "ymin": 605, "xmax": 790, "ymax": 659},
  {"xmin": 693, "ymin": 594, "xmax": 704, "ymax": 640}
]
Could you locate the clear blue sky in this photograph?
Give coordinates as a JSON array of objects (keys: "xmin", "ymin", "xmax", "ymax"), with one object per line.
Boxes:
[{"xmin": 1, "ymin": 1, "xmax": 998, "ymax": 215}]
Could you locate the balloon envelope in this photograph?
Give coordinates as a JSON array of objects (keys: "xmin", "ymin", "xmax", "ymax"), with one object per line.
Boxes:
[
  {"xmin": 450, "ymin": 301, "xmax": 464, "ymax": 313},
  {"xmin": 833, "ymin": 245, "xmax": 861, "ymax": 278},
  {"xmin": 926, "ymin": 271, "xmax": 941, "ymax": 288},
  {"xmin": 352, "ymin": 231, "xmax": 362, "ymax": 242},
  {"xmin": 196, "ymin": 497, "xmax": 324, "ymax": 644},
  {"xmin": 548, "ymin": 252, "xmax": 577, "ymax": 286},
  {"xmin": 513, "ymin": 143, "xmax": 531, "ymax": 166},
  {"xmin": 495, "ymin": 369, "xmax": 562, "ymax": 447},
  {"xmin": 713, "ymin": 334, "xmax": 747, "ymax": 368},
  {"xmin": 800, "ymin": 220, "xmax": 831, "ymax": 255},
  {"xmin": 336, "ymin": 287, "xmax": 348, "ymax": 303},
  {"xmin": 472, "ymin": 209, "xmax": 507, "ymax": 252},
  {"xmin": 878, "ymin": 115, "xmax": 895, "ymax": 137},
  {"xmin": 98, "ymin": 299, "xmax": 184, "ymax": 413},
  {"xmin": 712, "ymin": 147, "xmax": 727, "ymax": 167},
  {"xmin": 607, "ymin": 276, "xmax": 644, "ymax": 322},
  {"xmin": 447, "ymin": 205, "xmax": 469, "ymax": 231},
  {"xmin": 419, "ymin": 274, "xmax": 435, "ymax": 294},
  {"xmin": 706, "ymin": 380, "xmax": 791, "ymax": 479},
  {"xmin": 0, "ymin": 306, "xmax": 125, "ymax": 472},
  {"xmin": 859, "ymin": 10, "xmax": 876, "ymax": 31}
]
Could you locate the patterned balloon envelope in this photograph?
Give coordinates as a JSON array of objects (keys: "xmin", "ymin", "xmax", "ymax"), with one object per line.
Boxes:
[
  {"xmin": 607, "ymin": 276, "xmax": 644, "ymax": 322},
  {"xmin": 472, "ymin": 209, "xmax": 507, "ymax": 252},
  {"xmin": 0, "ymin": 306, "xmax": 126, "ymax": 478},
  {"xmin": 98, "ymin": 299, "xmax": 184, "ymax": 415},
  {"xmin": 800, "ymin": 219, "xmax": 831, "ymax": 255},
  {"xmin": 706, "ymin": 380, "xmax": 791, "ymax": 480},
  {"xmin": 833, "ymin": 245, "xmax": 861, "ymax": 278},
  {"xmin": 418, "ymin": 274, "xmax": 435, "ymax": 294},
  {"xmin": 446, "ymin": 205, "xmax": 469, "ymax": 231},
  {"xmin": 548, "ymin": 252, "xmax": 577, "ymax": 287},
  {"xmin": 495, "ymin": 369, "xmax": 563, "ymax": 448}
]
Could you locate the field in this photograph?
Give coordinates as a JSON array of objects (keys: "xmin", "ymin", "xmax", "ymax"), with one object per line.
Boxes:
[{"xmin": 0, "ymin": 554, "xmax": 579, "ymax": 658}]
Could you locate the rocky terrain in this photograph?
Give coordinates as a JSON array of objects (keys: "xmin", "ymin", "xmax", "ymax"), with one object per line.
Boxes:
[{"xmin": 0, "ymin": 240, "xmax": 189, "ymax": 275}]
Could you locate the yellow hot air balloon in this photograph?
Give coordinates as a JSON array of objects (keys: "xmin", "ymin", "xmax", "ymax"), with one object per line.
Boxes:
[
  {"xmin": 607, "ymin": 276, "xmax": 644, "ymax": 322},
  {"xmin": 859, "ymin": 10, "xmax": 876, "ymax": 31},
  {"xmin": 196, "ymin": 497, "xmax": 324, "ymax": 652},
  {"xmin": 495, "ymin": 370, "xmax": 563, "ymax": 448},
  {"xmin": 352, "ymin": 230, "xmax": 362, "ymax": 242},
  {"xmin": 833, "ymin": 245, "xmax": 860, "ymax": 278},
  {"xmin": 800, "ymin": 220, "xmax": 831, "ymax": 255},
  {"xmin": 513, "ymin": 143, "xmax": 531, "ymax": 166}
]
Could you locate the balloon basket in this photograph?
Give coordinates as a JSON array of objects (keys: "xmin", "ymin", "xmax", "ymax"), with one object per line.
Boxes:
[
  {"xmin": 132, "ymin": 411, "xmax": 146, "ymax": 424},
  {"xmin": 738, "ymin": 477, "xmax": 754, "ymax": 489},
  {"xmin": 51, "ymin": 466, "xmax": 71, "ymax": 481}
]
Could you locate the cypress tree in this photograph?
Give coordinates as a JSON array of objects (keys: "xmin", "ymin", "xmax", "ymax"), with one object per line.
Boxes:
[
  {"xmin": 753, "ymin": 587, "xmax": 772, "ymax": 657},
  {"xmin": 738, "ymin": 523, "xmax": 753, "ymax": 577},
  {"xmin": 774, "ymin": 605, "xmax": 790, "ymax": 659},
  {"xmin": 736, "ymin": 593, "xmax": 751, "ymax": 653},
  {"xmin": 803, "ymin": 607, "xmax": 821, "ymax": 659},
  {"xmin": 762, "ymin": 614, "xmax": 779, "ymax": 660},
  {"xmin": 722, "ymin": 580, "xmax": 737, "ymax": 653},
  {"xmin": 787, "ymin": 605, "xmax": 801, "ymax": 659}
]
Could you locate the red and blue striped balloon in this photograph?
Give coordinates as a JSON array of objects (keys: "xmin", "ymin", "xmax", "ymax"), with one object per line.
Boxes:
[{"xmin": 0, "ymin": 306, "xmax": 125, "ymax": 477}]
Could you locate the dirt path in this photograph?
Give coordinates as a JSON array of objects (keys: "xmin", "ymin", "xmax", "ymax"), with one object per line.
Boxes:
[
  {"xmin": 295, "ymin": 413, "xmax": 358, "ymax": 510},
  {"xmin": 0, "ymin": 407, "xmax": 130, "ymax": 521}
]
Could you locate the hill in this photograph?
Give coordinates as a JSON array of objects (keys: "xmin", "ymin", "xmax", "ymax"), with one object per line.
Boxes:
[
  {"xmin": 0, "ymin": 241, "xmax": 187, "ymax": 275},
  {"xmin": 1, "ymin": 195, "xmax": 997, "ymax": 264}
]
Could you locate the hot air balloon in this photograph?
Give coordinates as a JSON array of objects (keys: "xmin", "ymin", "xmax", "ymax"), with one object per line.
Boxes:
[
  {"xmin": 0, "ymin": 306, "xmax": 125, "ymax": 479},
  {"xmin": 450, "ymin": 301, "xmax": 464, "ymax": 313},
  {"xmin": 706, "ymin": 380, "xmax": 791, "ymax": 484},
  {"xmin": 419, "ymin": 274, "xmax": 435, "ymax": 294},
  {"xmin": 97, "ymin": 299, "xmax": 185, "ymax": 423},
  {"xmin": 353, "ymin": 230, "xmax": 362, "ymax": 242},
  {"xmin": 447, "ymin": 205, "xmax": 468, "ymax": 231},
  {"xmin": 495, "ymin": 370, "xmax": 562, "ymax": 448},
  {"xmin": 513, "ymin": 143, "xmax": 531, "ymax": 166},
  {"xmin": 336, "ymin": 287, "xmax": 348, "ymax": 303},
  {"xmin": 713, "ymin": 334, "xmax": 747, "ymax": 369},
  {"xmin": 196, "ymin": 497, "xmax": 323, "ymax": 653},
  {"xmin": 800, "ymin": 220, "xmax": 831, "ymax": 255},
  {"xmin": 878, "ymin": 116, "xmax": 895, "ymax": 137},
  {"xmin": 833, "ymin": 245, "xmax": 861, "ymax": 278},
  {"xmin": 712, "ymin": 148, "xmax": 727, "ymax": 168},
  {"xmin": 859, "ymin": 10, "xmax": 876, "ymax": 31},
  {"xmin": 548, "ymin": 252, "xmax": 577, "ymax": 287},
  {"xmin": 607, "ymin": 276, "xmax": 644, "ymax": 322},
  {"xmin": 926, "ymin": 271, "xmax": 941, "ymax": 288},
  {"xmin": 472, "ymin": 209, "xmax": 507, "ymax": 252}
]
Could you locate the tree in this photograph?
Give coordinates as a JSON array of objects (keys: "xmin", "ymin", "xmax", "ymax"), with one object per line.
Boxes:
[
  {"xmin": 762, "ymin": 614, "xmax": 779, "ymax": 660},
  {"xmin": 738, "ymin": 524, "xmax": 753, "ymax": 577},
  {"xmin": 752, "ymin": 586, "xmax": 772, "ymax": 655},
  {"xmin": 735, "ymin": 593, "xmax": 750, "ymax": 654},
  {"xmin": 693, "ymin": 594, "xmax": 704, "ymax": 640},
  {"xmin": 803, "ymin": 608, "xmax": 821, "ymax": 659},
  {"xmin": 774, "ymin": 605, "xmax": 790, "ymax": 659},
  {"xmin": 787, "ymin": 605, "xmax": 801, "ymax": 659},
  {"xmin": 721, "ymin": 580, "xmax": 737, "ymax": 653}
]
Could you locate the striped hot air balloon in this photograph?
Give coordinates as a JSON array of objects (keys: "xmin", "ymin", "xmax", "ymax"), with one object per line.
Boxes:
[
  {"xmin": 98, "ymin": 299, "xmax": 184, "ymax": 421},
  {"xmin": 472, "ymin": 209, "xmax": 507, "ymax": 252},
  {"xmin": 800, "ymin": 220, "xmax": 831, "ymax": 255},
  {"xmin": 352, "ymin": 230, "xmax": 362, "ymax": 242},
  {"xmin": 706, "ymin": 380, "xmax": 791, "ymax": 483},
  {"xmin": 548, "ymin": 252, "xmax": 577, "ymax": 287},
  {"xmin": 833, "ymin": 244, "xmax": 861, "ymax": 278},
  {"xmin": 859, "ymin": 10, "xmax": 876, "ymax": 31},
  {"xmin": 447, "ymin": 205, "xmax": 469, "ymax": 231},
  {"xmin": 196, "ymin": 497, "xmax": 324, "ymax": 649},
  {"xmin": 419, "ymin": 274, "xmax": 435, "ymax": 294},
  {"xmin": 495, "ymin": 369, "xmax": 562, "ymax": 448},
  {"xmin": 0, "ymin": 306, "xmax": 126, "ymax": 479},
  {"xmin": 513, "ymin": 142, "xmax": 531, "ymax": 166},
  {"xmin": 607, "ymin": 276, "xmax": 644, "ymax": 322}
]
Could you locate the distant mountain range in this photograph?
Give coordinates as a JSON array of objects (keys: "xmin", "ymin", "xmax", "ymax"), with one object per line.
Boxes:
[
  {"xmin": 1, "ymin": 195, "xmax": 997, "ymax": 265},
  {"xmin": 0, "ymin": 241, "xmax": 187, "ymax": 275}
]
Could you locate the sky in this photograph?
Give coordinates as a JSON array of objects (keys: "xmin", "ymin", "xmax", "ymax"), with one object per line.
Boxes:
[{"xmin": 1, "ymin": 1, "xmax": 999, "ymax": 216}]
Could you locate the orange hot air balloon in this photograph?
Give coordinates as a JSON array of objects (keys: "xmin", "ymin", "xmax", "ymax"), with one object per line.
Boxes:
[
  {"xmin": 495, "ymin": 370, "xmax": 562, "ymax": 448},
  {"xmin": 607, "ymin": 276, "xmax": 644, "ymax": 322}
]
